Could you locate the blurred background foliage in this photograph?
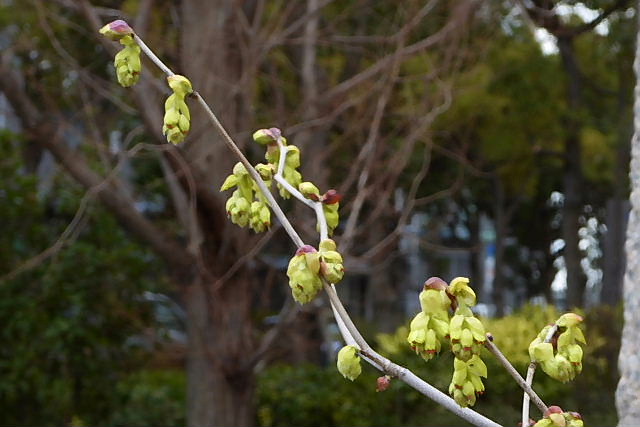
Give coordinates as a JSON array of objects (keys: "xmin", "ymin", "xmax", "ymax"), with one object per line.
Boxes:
[{"xmin": 0, "ymin": 0, "xmax": 635, "ymax": 425}]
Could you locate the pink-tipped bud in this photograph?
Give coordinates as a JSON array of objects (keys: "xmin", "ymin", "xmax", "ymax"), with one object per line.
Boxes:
[
  {"xmin": 545, "ymin": 406, "xmax": 564, "ymax": 416},
  {"xmin": 99, "ymin": 20, "xmax": 133, "ymax": 40},
  {"xmin": 295, "ymin": 245, "xmax": 318, "ymax": 256},
  {"xmin": 253, "ymin": 127, "xmax": 282, "ymax": 145},
  {"xmin": 376, "ymin": 375, "xmax": 391, "ymax": 392},
  {"xmin": 321, "ymin": 189, "xmax": 342, "ymax": 204},
  {"xmin": 424, "ymin": 276, "xmax": 448, "ymax": 291}
]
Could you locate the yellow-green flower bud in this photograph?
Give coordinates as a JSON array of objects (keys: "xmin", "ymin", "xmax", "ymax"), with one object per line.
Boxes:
[
  {"xmin": 285, "ymin": 145, "xmax": 301, "ymax": 169},
  {"xmin": 418, "ymin": 286, "xmax": 450, "ymax": 318},
  {"xmin": 225, "ymin": 190, "xmax": 250, "ymax": 227},
  {"xmin": 533, "ymin": 407, "xmax": 582, "ymax": 427},
  {"xmin": 464, "ymin": 316, "xmax": 486, "ymax": 342},
  {"xmin": 430, "ymin": 317, "xmax": 449, "ymax": 339},
  {"xmin": 253, "ymin": 127, "xmax": 281, "ymax": 145},
  {"xmin": 556, "ymin": 313, "xmax": 583, "ymax": 328},
  {"xmin": 407, "ymin": 312, "xmax": 446, "ymax": 361},
  {"xmin": 99, "ymin": 20, "xmax": 133, "ymax": 40},
  {"xmin": 530, "ymin": 313, "xmax": 586, "ymax": 383},
  {"xmin": 249, "ymin": 201, "xmax": 271, "ymax": 233},
  {"xmin": 452, "ymin": 388, "xmax": 467, "ymax": 407},
  {"xmin": 530, "ymin": 342, "xmax": 554, "ymax": 363},
  {"xmin": 286, "ymin": 245, "xmax": 322, "ymax": 304},
  {"xmin": 448, "ymin": 355, "xmax": 486, "ymax": 407},
  {"xmin": 548, "ymin": 413, "xmax": 566, "ymax": 427},
  {"xmin": 318, "ymin": 239, "xmax": 344, "ymax": 284},
  {"xmin": 99, "ymin": 21, "xmax": 141, "ymax": 88},
  {"xmin": 167, "ymin": 75, "xmax": 193, "ymax": 97},
  {"xmin": 255, "ymin": 163, "xmax": 274, "ymax": 181},
  {"xmin": 449, "ymin": 277, "xmax": 476, "ymax": 307},
  {"xmin": 162, "ymin": 76, "xmax": 192, "ymax": 144},
  {"xmin": 462, "ymin": 381, "xmax": 477, "ymax": 406},
  {"xmin": 541, "ymin": 354, "xmax": 575, "ymax": 383},
  {"xmin": 322, "ymin": 202, "xmax": 340, "ymax": 236},
  {"xmin": 220, "ymin": 174, "xmax": 238, "ymax": 191},
  {"xmin": 449, "ymin": 311, "xmax": 486, "ymax": 361},
  {"xmin": 565, "ymin": 412, "xmax": 583, "ymax": 427},
  {"xmin": 162, "ymin": 93, "xmax": 191, "ymax": 144},
  {"xmin": 299, "ymin": 182, "xmax": 321, "ymax": 199},
  {"xmin": 112, "ymin": 37, "xmax": 141, "ymax": 87},
  {"xmin": 337, "ymin": 345, "xmax": 362, "ymax": 381}
]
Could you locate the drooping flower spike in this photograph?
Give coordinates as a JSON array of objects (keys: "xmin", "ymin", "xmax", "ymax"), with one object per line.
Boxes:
[{"xmin": 99, "ymin": 20, "xmax": 142, "ymax": 88}]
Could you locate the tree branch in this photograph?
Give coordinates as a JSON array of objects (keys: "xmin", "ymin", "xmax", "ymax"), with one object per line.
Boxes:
[
  {"xmin": 484, "ymin": 334, "xmax": 548, "ymax": 415},
  {"xmin": 571, "ymin": 0, "xmax": 630, "ymax": 37},
  {"xmin": 321, "ymin": 0, "xmax": 477, "ymax": 102},
  {"xmin": 0, "ymin": 59, "xmax": 195, "ymax": 279},
  {"xmin": 522, "ymin": 324, "xmax": 558, "ymax": 426}
]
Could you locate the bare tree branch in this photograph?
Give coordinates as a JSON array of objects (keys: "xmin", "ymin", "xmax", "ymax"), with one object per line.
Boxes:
[{"xmin": 0, "ymin": 58, "xmax": 195, "ymax": 278}]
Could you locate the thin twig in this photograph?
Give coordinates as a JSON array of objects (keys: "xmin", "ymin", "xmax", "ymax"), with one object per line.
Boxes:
[
  {"xmin": 484, "ymin": 334, "xmax": 548, "ymax": 415},
  {"xmin": 273, "ymin": 138, "xmax": 328, "ymax": 242},
  {"xmin": 522, "ymin": 324, "xmax": 558, "ymax": 426},
  {"xmin": 274, "ymin": 140, "xmax": 314, "ymax": 209},
  {"xmin": 0, "ymin": 142, "xmax": 156, "ymax": 283}
]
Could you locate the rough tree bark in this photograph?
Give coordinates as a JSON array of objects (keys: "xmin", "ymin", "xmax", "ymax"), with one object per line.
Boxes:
[
  {"xmin": 179, "ymin": 2, "xmax": 258, "ymax": 425},
  {"xmin": 616, "ymin": 2, "xmax": 640, "ymax": 424},
  {"xmin": 602, "ymin": 74, "xmax": 633, "ymax": 306}
]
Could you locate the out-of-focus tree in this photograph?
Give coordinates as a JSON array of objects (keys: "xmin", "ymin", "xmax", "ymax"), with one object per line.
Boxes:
[
  {"xmin": 517, "ymin": 0, "xmax": 633, "ymax": 308},
  {"xmin": 430, "ymin": 1, "xmax": 635, "ymax": 311}
]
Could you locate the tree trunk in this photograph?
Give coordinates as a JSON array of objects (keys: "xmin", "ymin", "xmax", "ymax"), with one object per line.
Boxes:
[
  {"xmin": 493, "ymin": 179, "xmax": 506, "ymax": 316},
  {"xmin": 616, "ymin": 4, "xmax": 640, "ymax": 424},
  {"xmin": 602, "ymin": 197, "xmax": 629, "ymax": 305},
  {"xmin": 180, "ymin": 2, "xmax": 259, "ymax": 425},
  {"xmin": 186, "ymin": 274, "xmax": 255, "ymax": 427},
  {"xmin": 602, "ymin": 71, "xmax": 633, "ymax": 306},
  {"xmin": 557, "ymin": 35, "xmax": 586, "ymax": 308}
]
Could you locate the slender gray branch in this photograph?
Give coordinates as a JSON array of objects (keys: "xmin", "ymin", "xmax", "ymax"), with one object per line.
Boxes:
[
  {"xmin": 522, "ymin": 324, "xmax": 558, "ymax": 425},
  {"xmin": 485, "ymin": 334, "xmax": 548, "ymax": 415}
]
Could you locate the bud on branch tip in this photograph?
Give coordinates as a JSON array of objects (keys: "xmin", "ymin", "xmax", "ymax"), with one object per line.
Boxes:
[{"xmin": 99, "ymin": 20, "xmax": 133, "ymax": 40}]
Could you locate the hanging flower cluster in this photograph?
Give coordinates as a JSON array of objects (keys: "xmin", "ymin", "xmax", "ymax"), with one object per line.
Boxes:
[
  {"xmin": 337, "ymin": 345, "xmax": 362, "ymax": 381},
  {"xmin": 533, "ymin": 406, "xmax": 584, "ymax": 427},
  {"xmin": 407, "ymin": 276, "xmax": 487, "ymax": 407},
  {"xmin": 221, "ymin": 162, "xmax": 273, "ymax": 233},
  {"xmin": 162, "ymin": 75, "xmax": 193, "ymax": 144},
  {"xmin": 449, "ymin": 355, "xmax": 487, "ymax": 407},
  {"xmin": 408, "ymin": 277, "xmax": 451, "ymax": 361},
  {"xmin": 285, "ymin": 239, "xmax": 345, "ymax": 305},
  {"xmin": 99, "ymin": 21, "xmax": 193, "ymax": 144},
  {"xmin": 529, "ymin": 313, "xmax": 586, "ymax": 383},
  {"xmin": 256, "ymin": 128, "xmax": 302, "ymax": 199},
  {"xmin": 221, "ymin": 128, "xmax": 345, "ymax": 303},
  {"xmin": 99, "ymin": 20, "xmax": 141, "ymax": 87}
]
